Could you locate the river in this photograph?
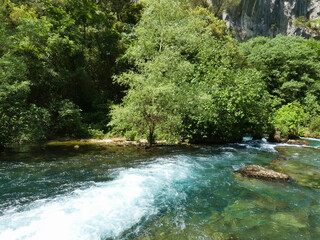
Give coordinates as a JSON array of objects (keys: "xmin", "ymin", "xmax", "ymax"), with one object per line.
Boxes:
[{"xmin": 0, "ymin": 139, "xmax": 319, "ymax": 240}]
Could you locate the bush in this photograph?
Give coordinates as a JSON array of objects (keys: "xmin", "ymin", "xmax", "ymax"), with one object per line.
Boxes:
[
  {"xmin": 54, "ymin": 100, "xmax": 87, "ymax": 138},
  {"xmin": 0, "ymin": 103, "xmax": 50, "ymax": 143},
  {"xmin": 308, "ymin": 117, "xmax": 320, "ymax": 135},
  {"xmin": 88, "ymin": 128, "xmax": 106, "ymax": 139},
  {"xmin": 272, "ymin": 102, "xmax": 307, "ymax": 138}
]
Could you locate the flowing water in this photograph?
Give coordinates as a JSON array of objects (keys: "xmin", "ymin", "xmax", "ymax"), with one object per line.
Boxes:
[{"xmin": 0, "ymin": 140, "xmax": 319, "ymax": 240}]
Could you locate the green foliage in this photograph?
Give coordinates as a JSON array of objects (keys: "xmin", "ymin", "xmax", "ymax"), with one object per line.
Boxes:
[
  {"xmin": 2, "ymin": 0, "xmax": 318, "ymax": 144},
  {"xmin": 0, "ymin": 0, "xmax": 143, "ymax": 143},
  {"xmin": 185, "ymin": 68, "xmax": 271, "ymax": 142},
  {"xmin": 0, "ymin": 103, "xmax": 49, "ymax": 143},
  {"xmin": 304, "ymin": 93, "xmax": 320, "ymax": 136},
  {"xmin": 240, "ymin": 35, "xmax": 320, "ymax": 104},
  {"xmin": 308, "ymin": 117, "xmax": 320, "ymax": 135},
  {"xmin": 293, "ymin": 16, "xmax": 320, "ymax": 33},
  {"xmin": 54, "ymin": 99, "xmax": 86, "ymax": 138},
  {"xmin": 109, "ymin": 46, "xmax": 190, "ymax": 144},
  {"xmin": 240, "ymin": 35, "xmax": 320, "ymax": 137},
  {"xmin": 207, "ymin": 0, "xmax": 242, "ymax": 17},
  {"xmin": 88, "ymin": 128, "xmax": 106, "ymax": 139},
  {"xmin": 109, "ymin": 0, "xmax": 271, "ymax": 145},
  {"xmin": 272, "ymin": 102, "xmax": 307, "ymax": 139},
  {"xmin": 0, "ymin": 53, "xmax": 50, "ymax": 143}
]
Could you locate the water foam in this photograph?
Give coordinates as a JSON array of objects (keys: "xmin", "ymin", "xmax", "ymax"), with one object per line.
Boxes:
[
  {"xmin": 301, "ymin": 137, "xmax": 320, "ymax": 142},
  {"xmin": 0, "ymin": 158, "xmax": 192, "ymax": 240},
  {"xmin": 238, "ymin": 139, "xmax": 278, "ymax": 152}
]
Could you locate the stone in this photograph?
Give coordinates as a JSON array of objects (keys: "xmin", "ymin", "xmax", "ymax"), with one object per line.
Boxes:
[
  {"xmin": 271, "ymin": 212, "xmax": 307, "ymax": 229},
  {"xmin": 222, "ymin": 0, "xmax": 320, "ymax": 41},
  {"xmin": 286, "ymin": 139, "xmax": 308, "ymax": 145},
  {"xmin": 269, "ymin": 130, "xmax": 288, "ymax": 143},
  {"xmin": 235, "ymin": 165, "xmax": 290, "ymax": 181}
]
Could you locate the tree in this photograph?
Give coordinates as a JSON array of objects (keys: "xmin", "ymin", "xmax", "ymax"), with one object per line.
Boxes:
[
  {"xmin": 0, "ymin": 53, "xmax": 49, "ymax": 143},
  {"xmin": 109, "ymin": 0, "xmax": 271, "ymax": 145},
  {"xmin": 0, "ymin": 0, "xmax": 143, "ymax": 144},
  {"xmin": 109, "ymin": 46, "xmax": 194, "ymax": 146},
  {"xmin": 109, "ymin": 0, "xmax": 217, "ymax": 145},
  {"xmin": 240, "ymin": 35, "xmax": 320, "ymax": 137},
  {"xmin": 240, "ymin": 35, "xmax": 320, "ymax": 105}
]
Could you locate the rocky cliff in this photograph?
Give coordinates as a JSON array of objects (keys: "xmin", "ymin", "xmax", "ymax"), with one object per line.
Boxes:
[{"xmin": 222, "ymin": 0, "xmax": 320, "ymax": 40}]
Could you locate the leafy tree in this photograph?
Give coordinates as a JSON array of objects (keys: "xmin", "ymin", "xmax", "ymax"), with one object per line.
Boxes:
[
  {"xmin": 109, "ymin": 0, "xmax": 205, "ymax": 145},
  {"xmin": 54, "ymin": 99, "xmax": 86, "ymax": 137},
  {"xmin": 272, "ymin": 102, "xmax": 307, "ymax": 139},
  {"xmin": 185, "ymin": 68, "xmax": 270, "ymax": 142},
  {"xmin": 0, "ymin": 0, "xmax": 143, "ymax": 144},
  {"xmin": 308, "ymin": 117, "xmax": 320, "ymax": 136},
  {"xmin": 0, "ymin": 53, "xmax": 49, "ymax": 143},
  {"xmin": 109, "ymin": 47, "xmax": 194, "ymax": 146},
  {"xmin": 240, "ymin": 35, "xmax": 320, "ymax": 137},
  {"xmin": 109, "ymin": 0, "xmax": 271, "ymax": 145},
  {"xmin": 240, "ymin": 35, "xmax": 320, "ymax": 104}
]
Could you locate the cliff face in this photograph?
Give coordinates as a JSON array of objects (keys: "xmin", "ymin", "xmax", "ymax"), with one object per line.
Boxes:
[{"xmin": 222, "ymin": 0, "xmax": 320, "ymax": 40}]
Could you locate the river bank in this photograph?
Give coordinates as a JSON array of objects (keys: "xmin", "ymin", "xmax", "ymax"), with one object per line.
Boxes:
[{"xmin": 46, "ymin": 138, "xmax": 185, "ymax": 146}]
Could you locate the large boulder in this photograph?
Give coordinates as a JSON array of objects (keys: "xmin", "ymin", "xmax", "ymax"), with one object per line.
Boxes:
[{"xmin": 235, "ymin": 165, "xmax": 290, "ymax": 181}]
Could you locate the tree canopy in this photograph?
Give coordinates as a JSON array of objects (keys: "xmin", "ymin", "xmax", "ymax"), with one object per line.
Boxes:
[
  {"xmin": 109, "ymin": 0, "xmax": 271, "ymax": 145},
  {"xmin": 1, "ymin": 0, "xmax": 319, "ymax": 146},
  {"xmin": 0, "ymin": 0, "xmax": 143, "ymax": 144},
  {"xmin": 240, "ymin": 35, "xmax": 320, "ymax": 138}
]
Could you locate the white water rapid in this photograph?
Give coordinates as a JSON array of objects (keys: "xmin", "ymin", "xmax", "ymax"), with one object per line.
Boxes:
[{"xmin": 0, "ymin": 157, "xmax": 193, "ymax": 240}]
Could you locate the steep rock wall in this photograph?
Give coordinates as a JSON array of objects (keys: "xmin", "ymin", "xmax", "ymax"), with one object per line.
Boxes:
[{"xmin": 222, "ymin": 0, "xmax": 320, "ymax": 40}]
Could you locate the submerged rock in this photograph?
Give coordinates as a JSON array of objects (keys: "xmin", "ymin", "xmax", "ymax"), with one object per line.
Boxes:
[
  {"xmin": 235, "ymin": 165, "xmax": 290, "ymax": 181},
  {"xmin": 271, "ymin": 212, "xmax": 307, "ymax": 229},
  {"xmin": 272, "ymin": 146, "xmax": 320, "ymax": 188}
]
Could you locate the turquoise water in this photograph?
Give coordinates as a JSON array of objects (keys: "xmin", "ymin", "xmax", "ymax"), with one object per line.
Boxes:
[{"xmin": 0, "ymin": 140, "xmax": 319, "ymax": 240}]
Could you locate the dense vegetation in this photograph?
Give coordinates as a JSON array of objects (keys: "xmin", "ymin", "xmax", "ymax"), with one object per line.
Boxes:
[
  {"xmin": 240, "ymin": 35, "xmax": 320, "ymax": 138},
  {"xmin": 0, "ymin": 0, "xmax": 319, "ymax": 147},
  {"xmin": 0, "ymin": 0, "xmax": 143, "ymax": 144}
]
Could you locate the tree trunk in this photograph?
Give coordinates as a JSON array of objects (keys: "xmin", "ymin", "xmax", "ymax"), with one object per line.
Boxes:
[
  {"xmin": 147, "ymin": 124, "xmax": 155, "ymax": 148},
  {"xmin": 147, "ymin": 131, "xmax": 154, "ymax": 147}
]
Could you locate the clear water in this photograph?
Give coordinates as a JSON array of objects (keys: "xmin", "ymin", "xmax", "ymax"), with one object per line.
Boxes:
[{"xmin": 0, "ymin": 140, "xmax": 319, "ymax": 240}]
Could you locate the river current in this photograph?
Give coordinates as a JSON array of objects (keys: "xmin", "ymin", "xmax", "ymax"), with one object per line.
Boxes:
[{"xmin": 0, "ymin": 139, "xmax": 319, "ymax": 240}]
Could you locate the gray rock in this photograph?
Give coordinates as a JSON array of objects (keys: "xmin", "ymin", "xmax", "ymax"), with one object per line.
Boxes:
[
  {"xmin": 221, "ymin": 0, "xmax": 320, "ymax": 40},
  {"xmin": 235, "ymin": 164, "xmax": 290, "ymax": 181}
]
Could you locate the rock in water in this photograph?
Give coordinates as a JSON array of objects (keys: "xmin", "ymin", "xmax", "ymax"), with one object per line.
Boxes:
[
  {"xmin": 286, "ymin": 139, "xmax": 308, "ymax": 145},
  {"xmin": 235, "ymin": 165, "xmax": 290, "ymax": 181}
]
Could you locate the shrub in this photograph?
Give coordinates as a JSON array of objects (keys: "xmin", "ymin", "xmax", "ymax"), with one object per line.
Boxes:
[
  {"xmin": 54, "ymin": 99, "xmax": 87, "ymax": 138},
  {"xmin": 88, "ymin": 128, "xmax": 106, "ymax": 139},
  {"xmin": 272, "ymin": 102, "xmax": 307, "ymax": 138},
  {"xmin": 308, "ymin": 117, "xmax": 320, "ymax": 135}
]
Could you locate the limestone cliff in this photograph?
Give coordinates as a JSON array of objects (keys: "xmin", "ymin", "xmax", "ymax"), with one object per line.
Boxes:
[{"xmin": 221, "ymin": 0, "xmax": 320, "ymax": 40}]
